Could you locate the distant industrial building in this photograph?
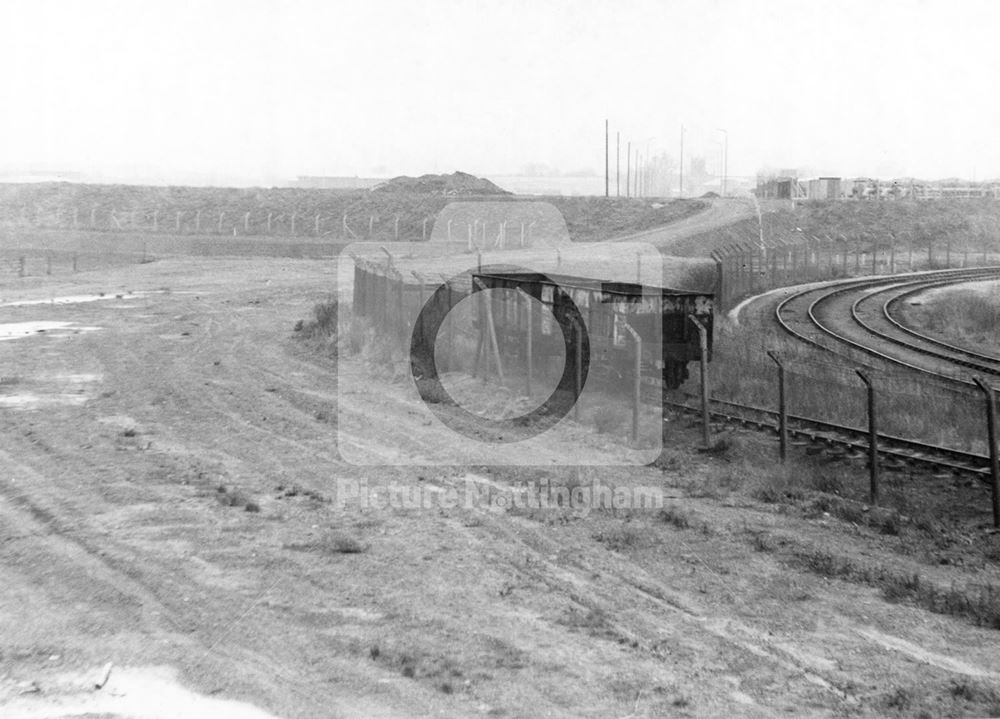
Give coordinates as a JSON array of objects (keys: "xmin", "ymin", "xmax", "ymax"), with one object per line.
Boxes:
[{"xmin": 755, "ymin": 174, "xmax": 1000, "ymax": 201}]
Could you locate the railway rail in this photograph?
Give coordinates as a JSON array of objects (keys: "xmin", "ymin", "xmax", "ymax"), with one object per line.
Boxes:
[
  {"xmin": 662, "ymin": 395, "xmax": 991, "ymax": 481},
  {"xmin": 774, "ymin": 267, "xmax": 1000, "ymax": 387}
]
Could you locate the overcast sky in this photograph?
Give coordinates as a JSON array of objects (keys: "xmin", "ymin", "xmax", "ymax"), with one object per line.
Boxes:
[{"xmin": 2, "ymin": 0, "xmax": 999, "ymax": 186}]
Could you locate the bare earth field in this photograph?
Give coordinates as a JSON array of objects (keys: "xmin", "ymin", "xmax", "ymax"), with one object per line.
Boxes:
[{"xmin": 1, "ymin": 245, "xmax": 1000, "ymax": 717}]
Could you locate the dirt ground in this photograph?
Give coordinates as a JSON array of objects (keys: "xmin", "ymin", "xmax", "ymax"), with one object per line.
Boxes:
[{"xmin": 1, "ymin": 251, "xmax": 999, "ymax": 718}]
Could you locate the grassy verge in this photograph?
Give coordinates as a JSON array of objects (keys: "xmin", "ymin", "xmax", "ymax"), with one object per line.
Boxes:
[{"xmin": 901, "ymin": 285, "xmax": 1000, "ymax": 356}]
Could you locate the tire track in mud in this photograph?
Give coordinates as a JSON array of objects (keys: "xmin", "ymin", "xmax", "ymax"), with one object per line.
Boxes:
[
  {"xmin": 0, "ymin": 290, "xmax": 466, "ymax": 718},
  {"xmin": 422, "ymin": 473, "xmax": 856, "ymax": 713}
]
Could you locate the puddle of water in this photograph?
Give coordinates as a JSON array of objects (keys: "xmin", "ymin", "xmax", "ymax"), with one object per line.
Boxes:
[
  {"xmin": 0, "ymin": 373, "xmax": 102, "ymax": 410},
  {"xmin": 1, "ymin": 665, "xmax": 282, "ymax": 719},
  {"xmin": 0, "ymin": 393, "xmax": 90, "ymax": 408},
  {"xmin": 0, "ymin": 290, "xmax": 165, "ymax": 308},
  {"xmin": 0, "ymin": 321, "xmax": 102, "ymax": 341}
]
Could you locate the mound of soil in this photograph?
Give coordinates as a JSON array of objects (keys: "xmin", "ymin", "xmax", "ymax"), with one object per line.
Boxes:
[{"xmin": 372, "ymin": 171, "xmax": 511, "ymax": 196}]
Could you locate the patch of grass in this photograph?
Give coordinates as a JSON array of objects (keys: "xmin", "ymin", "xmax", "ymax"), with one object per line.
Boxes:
[
  {"xmin": 215, "ymin": 484, "xmax": 259, "ymax": 512},
  {"xmin": 657, "ymin": 504, "xmax": 691, "ymax": 529},
  {"xmin": 327, "ymin": 534, "xmax": 367, "ymax": 554},
  {"xmin": 298, "ymin": 298, "xmax": 338, "ymax": 339},
  {"xmin": 593, "ymin": 524, "xmax": 645, "ymax": 551},
  {"xmin": 765, "ymin": 538, "xmax": 1000, "ymax": 630}
]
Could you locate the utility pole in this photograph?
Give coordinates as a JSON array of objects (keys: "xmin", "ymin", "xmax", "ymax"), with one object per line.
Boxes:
[
  {"xmin": 634, "ymin": 148, "xmax": 639, "ymax": 197},
  {"xmin": 616, "ymin": 131, "xmax": 620, "ymax": 197},
  {"xmin": 679, "ymin": 125, "xmax": 685, "ymax": 199},
  {"xmin": 604, "ymin": 119, "xmax": 609, "ymax": 197},
  {"xmin": 626, "ymin": 141, "xmax": 631, "ymax": 199}
]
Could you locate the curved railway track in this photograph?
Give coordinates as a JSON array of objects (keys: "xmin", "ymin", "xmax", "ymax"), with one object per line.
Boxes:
[{"xmin": 775, "ymin": 267, "xmax": 1000, "ymax": 386}]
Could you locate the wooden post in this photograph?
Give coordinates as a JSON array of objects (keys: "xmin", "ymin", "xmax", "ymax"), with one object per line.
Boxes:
[
  {"xmin": 767, "ymin": 351, "xmax": 788, "ymax": 461},
  {"xmin": 369, "ymin": 216, "xmax": 374, "ymax": 238},
  {"xmin": 245, "ymin": 212, "xmax": 251, "ymax": 233},
  {"xmin": 443, "ymin": 276, "xmax": 455, "ymax": 371},
  {"xmin": 946, "ymin": 236, "xmax": 952, "ymax": 268},
  {"xmin": 473, "ymin": 278, "xmax": 504, "ymax": 384},
  {"xmin": 290, "ymin": 213, "xmax": 296, "ymax": 236},
  {"xmin": 422, "ymin": 217, "xmax": 428, "ymax": 242},
  {"xmin": 574, "ymin": 318, "xmax": 584, "ymax": 421},
  {"xmin": 91, "ymin": 207, "xmax": 98, "ymax": 228},
  {"xmin": 394, "ymin": 216, "xmax": 399, "ymax": 241},
  {"xmin": 855, "ymin": 370, "xmax": 879, "ymax": 504},
  {"xmin": 520, "ymin": 289, "xmax": 533, "ymax": 397},
  {"xmin": 871, "ymin": 235, "xmax": 878, "ymax": 275},
  {"xmin": 690, "ymin": 317, "xmax": 710, "ymax": 448},
  {"xmin": 218, "ymin": 212, "xmax": 225, "ymax": 233},
  {"xmin": 176, "ymin": 211, "xmax": 182, "ymax": 232},
  {"xmin": 620, "ymin": 320, "xmax": 642, "ymax": 443},
  {"xmin": 195, "ymin": 210, "xmax": 201, "ymax": 233},
  {"xmin": 973, "ymin": 377, "xmax": 1000, "ymax": 527},
  {"xmin": 315, "ymin": 214, "xmax": 321, "ymax": 236},
  {"xmin": 267, "ymin": 213, "xmax": 273, "ymax": 234}
]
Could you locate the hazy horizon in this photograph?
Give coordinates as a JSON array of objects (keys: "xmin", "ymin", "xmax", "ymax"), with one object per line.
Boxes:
[{"xmin": 3, "ymin": 0, "xmax": 1000, "ymax": 188}]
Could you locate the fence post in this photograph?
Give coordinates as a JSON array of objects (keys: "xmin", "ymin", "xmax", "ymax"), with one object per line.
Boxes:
[
  {"xmin": 244, "ymin": 212, "xmax": 251, "ymax": 233},
  {"xmin": 291, "ymin": 213, "xmax": 296, "ymax": 236},
  {"xmin": 710, "ymin": 251, "xmax": 725, "ymax": 309},
  {"xmin": 690, "ymin": 317, "xmax": 711, "ymax": 448},
  {"xmin": 369, "ymin": 216, "xmax": 374, "ymax": 238},
  {"xmin": 973, "ymin": 377, "xmax": 1000, "ymax": 527},
  {"xmin": 442, "ymin": 275, "xmax": 455, "ymax": 371},
  {"xmin": 422, "ymin": 217, "xmax": 428, "ymax": 242},
  {"xmin": 620, "ymin": 320, "xmax": 642, "ymax": 443},
  {"xmin": 91, "ymin": 207, "xmax": 98, "ymax": 228},
  {"xmin": 766, "ymin": 351, "xmax": 787, "ymax": 462},
  {"xmin": 519, "ymin": 289, "xmax": 533, "ymax": 397},
  {"xmin": 195, "ymin": 210, "xmax": 201, "ymax": 233},
  {"xmin": 574, "ymin": 318, "xmax": 584, "ymax": 421},
  {"xmin": 855, "ymin": 370, "xmax": 879, "ymax": 504},
  {"xmin": 267, "ymin": 213, "xmax": 273, "ymax": 234},
  {"xmin": 218, "ymin": 212, "xmax": 225, "ymax": 233},
  {"xmin": 176, "ymin": 211, "xmax": 182, "ymax": 232},
  {"xmin": 946, "ymin": 235, "xmax": 952, "ymax": 268},
  {"xmin": 888, "ymin": 232, "xmax": 896, "ymax": 273},
  {"xmin": 394, "ymin": 216, "xmax": 399, "ymax": 241},
  {"xmin": 472, "ymin": 277, "xmax": 504, "ymax": 384},
  {"xmin": 871, "ymin": 234, "xmax": 878, "ymax": 275}
]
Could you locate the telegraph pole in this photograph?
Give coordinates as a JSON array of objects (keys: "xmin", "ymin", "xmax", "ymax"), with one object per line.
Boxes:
[
  {"xmin": 616, "ymin": 132, "xmax": 620, "ymax": 197},
  {"xmin": 626, "ymin": 141, "xmax": 631, "ymax": 199},
  {"xmin": 604, "ymin": 119, "xmax": 609, "ymax": 197}
]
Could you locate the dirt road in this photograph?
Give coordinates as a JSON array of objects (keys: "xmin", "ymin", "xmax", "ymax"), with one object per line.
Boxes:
[
  {"xmin": 611, "ymin": 198, "xmax": 756, "ymax": 254},
  {"xmin": 1, "ymin": 255, "xmax": 999, "ymax": 718}
]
